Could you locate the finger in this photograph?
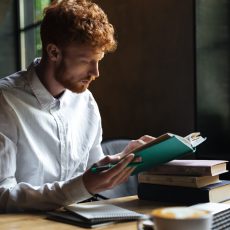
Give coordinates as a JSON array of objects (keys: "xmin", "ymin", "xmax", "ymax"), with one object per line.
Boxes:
[
  {"xmin": 103, "ymin": 153, "xmax": 134, "ymax": 178},
  {"xmin": 92, "ymin": 155, "xmax": 121, "ymax": 167},
  {"xmin": 125, "ymin": 139, "xmax": 146, "ymax": 153},
  {"xmin": 120, "ymin": 139, "xmax": 146, "ymax": 158},
  {"xmin": 132, "ymin": 156, "xmax": 142, "ymax": 163},
  {"xmin": 85, "ymin": 166, "xmax": 134, "ymax": 194},
  {"xmin": 84, "ymin": 156, "xmax": 136, "ymax": 194},
  {"xmin": 139, "ymin": 135, "xmax": 156, "ymax": 143},
  {"xmin": 126, "ymin": 136, "xmax": 155, "ymax": 154},
  {"xmin": 119, "ymin": 167, "xmax": 136, "ymax": 184},
  {"xmin": 117, "ymin": 166, "xmax": 135, "ymax": 184},
  {"xmin": 110, "ymin": 166, "xmax": 135, "ymax": 187}
]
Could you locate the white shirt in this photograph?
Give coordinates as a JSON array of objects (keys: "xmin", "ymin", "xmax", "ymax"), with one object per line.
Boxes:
[{"xmin": 0, "ymin": 59, "xmax": 104, "ymax": 212}]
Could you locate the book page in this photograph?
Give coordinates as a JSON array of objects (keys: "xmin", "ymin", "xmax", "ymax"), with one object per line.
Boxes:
[{"xmin": 185, "ymin": 132, "xmax": 207, "ymax": 147}]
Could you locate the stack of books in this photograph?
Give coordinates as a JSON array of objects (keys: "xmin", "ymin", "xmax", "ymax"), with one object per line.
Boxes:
[{"xmin": 137, "ymin": 159, "xmax": 230, "ymax": 204}]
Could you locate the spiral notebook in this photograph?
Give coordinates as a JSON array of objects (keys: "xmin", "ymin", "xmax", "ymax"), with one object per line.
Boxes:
[{"xmin": 47, "ymin": 203, "xmax": 145, "ymax": 228}]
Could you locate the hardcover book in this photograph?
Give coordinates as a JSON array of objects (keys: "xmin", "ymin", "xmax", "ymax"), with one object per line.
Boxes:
[
  {"xmin": 138, "ymin": 180, "xmax": 230, "ymax": 204},
  {"xmin": 147, "ymin": 159, "xmax": 228, "ymax": 176},
  {"xmin": 138, "ymin": 173, "xmax": 220, "ymax": 188},
  {"xmin": 130, "ymin": 132, "xmax": 206, "ymax": 175},
  {"xmin": 91, "ymin": 132, "xmax": 206, "ymax": 175}
]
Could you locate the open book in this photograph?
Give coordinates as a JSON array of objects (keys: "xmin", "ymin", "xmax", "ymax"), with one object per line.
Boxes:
[
  {"xmin": 91, "ymin": 132, "xmax": 206, "ymax": 175},
  {"xmin": 129, "ymin": 132, "xmax": 206, "ymax": 175}
]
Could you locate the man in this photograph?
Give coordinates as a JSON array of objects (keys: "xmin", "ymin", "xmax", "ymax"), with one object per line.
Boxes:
[{"xmin": 0, "ymin": 0, "xmax": 153, "ymax": 212}]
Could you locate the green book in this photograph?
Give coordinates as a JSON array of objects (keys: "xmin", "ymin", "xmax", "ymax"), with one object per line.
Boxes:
[
  {"xmin": 130, "ymin": 132, "xmax": 206, "ymax": 175},
  {"xmin": 92, "ymin": 132, "xmax": 206, "ymax": 175}
]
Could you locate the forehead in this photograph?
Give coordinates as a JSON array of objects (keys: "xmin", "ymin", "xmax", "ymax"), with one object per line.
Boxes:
[{"xmin": 62, "ymin": 43, "xmax": 105, "ymax": 59}]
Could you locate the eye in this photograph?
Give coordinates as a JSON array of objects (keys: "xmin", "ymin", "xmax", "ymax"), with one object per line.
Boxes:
[{"xmin": 74, "ymin": 58, "xmax": 89, "ymax": 65}]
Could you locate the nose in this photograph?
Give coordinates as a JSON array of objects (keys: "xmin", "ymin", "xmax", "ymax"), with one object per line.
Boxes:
[{"xmin": 89, "ymin": 62, "xmax": 99, "ymax": 78}]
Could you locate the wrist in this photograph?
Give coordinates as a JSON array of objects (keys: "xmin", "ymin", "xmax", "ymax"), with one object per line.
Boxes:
[{"xmin": 82, "ymin": 172, "xmax": 95, "ymax": 196}]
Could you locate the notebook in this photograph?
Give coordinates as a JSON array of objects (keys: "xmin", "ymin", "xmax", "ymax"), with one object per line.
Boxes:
[
  {"xmin": 47, "ymin": 211, "xmax": 115, "ymax": 228},
  {"xmin": 47, "ymin": 203, "xmax": 146, "ymax": 228}
]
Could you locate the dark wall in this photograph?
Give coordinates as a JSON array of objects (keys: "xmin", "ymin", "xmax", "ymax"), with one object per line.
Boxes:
[
  {"xmin": 91, "ymin": 0, "xmax": 195, "ymax": 139},
  {"xmin": 196, "ymin": 0, "xmax": 230, "ymax": 160}
]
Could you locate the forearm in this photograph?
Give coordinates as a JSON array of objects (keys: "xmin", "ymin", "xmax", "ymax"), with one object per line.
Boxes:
[{"xmin": 0, "ymin": 176, "xmax": 92, "ymax": 213}]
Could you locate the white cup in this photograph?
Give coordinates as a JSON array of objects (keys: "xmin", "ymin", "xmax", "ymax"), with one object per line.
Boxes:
[{"xmin": 152, "ymin": 206, "xmax": 212, "ymax": 230}]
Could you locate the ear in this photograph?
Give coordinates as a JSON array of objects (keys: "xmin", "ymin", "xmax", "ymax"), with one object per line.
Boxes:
[{"xmin": 46, "ymin": 43, "xmax": 61, "ymax": 61}]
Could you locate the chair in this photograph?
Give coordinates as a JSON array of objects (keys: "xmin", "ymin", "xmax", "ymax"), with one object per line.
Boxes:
[{"xmin": 98, "ymin": 138, "xmax": 138, "ymax": 199}]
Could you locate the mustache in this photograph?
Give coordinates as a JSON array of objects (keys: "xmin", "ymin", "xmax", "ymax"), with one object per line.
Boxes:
[{"xmin": 83, "ymin": 76, "xmax": 96, "ymax": 81}]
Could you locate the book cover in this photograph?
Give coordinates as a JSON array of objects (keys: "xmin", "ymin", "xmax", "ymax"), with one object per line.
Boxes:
[
  {"xmin": 47, "ymin": 203, "xmax": 145, "ymax": 228},
  {"xmin": 147, "ymin": 160, "xmax": 228, "ymax": 176},
  {"xmin": 137, "ymin": 180, "xmax": 230, "ymax": 204},
  {"xmin": 64, "ymin": 203, "xmax": 145, "ymax": 223},
  {"xmin": 47, "ymin": 211, "xmax": 116, "ymax": 228},
  {"xmin": 130, "ymin": 133, "xmax": 206, "ymax": 175},
  {"xmin": 138, "ymin": 173, "xmax": 220, "ymax": 188}
]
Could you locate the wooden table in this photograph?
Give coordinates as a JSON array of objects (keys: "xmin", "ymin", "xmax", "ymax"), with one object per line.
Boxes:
[
  {"xmin": 2, "ymin": 196, "xmax": 230, "ymax": 230},
  {"xmin": 0, "ymin": 196, "xmax": 176, "ymax": 230}
]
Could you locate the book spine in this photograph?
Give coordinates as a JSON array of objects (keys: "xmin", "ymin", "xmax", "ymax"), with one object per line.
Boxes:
[
  {"xmin": 138, "ymin": 174, "xmax": 199, "ymax": 188},
  {"xmin": 149, "ymin": 167, "xmax": 211, "ymax": 176},
  {"xmin": 137, "ymin": 183, "xmax": 210, "ymax": 204}
]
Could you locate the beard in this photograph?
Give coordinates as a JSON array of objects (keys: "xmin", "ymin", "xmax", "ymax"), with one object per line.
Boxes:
[{"xmin": 56, "ymin": 75, "xmax": 95, "ymax": 93}]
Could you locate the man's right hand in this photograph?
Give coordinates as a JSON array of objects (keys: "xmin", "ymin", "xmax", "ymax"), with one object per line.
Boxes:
[
  {"xmin": 82, "ymin": 153, "xmax": 135, "ymax": 195},
  {"xmin": 82, "ymin": 135, "xmax": 155, "ymax": 195}
]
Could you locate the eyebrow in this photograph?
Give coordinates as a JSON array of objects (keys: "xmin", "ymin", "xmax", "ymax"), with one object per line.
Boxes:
[{"xmin": 76, "ymin": 53, "xmax": 104, "ymax": 60}]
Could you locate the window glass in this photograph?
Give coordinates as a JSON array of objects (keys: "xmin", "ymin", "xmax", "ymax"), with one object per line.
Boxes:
[
  {"xmin": 35, "ymin": 0, "xmax": 50, "ymax": 57},
  {"xmin": 19, "ymin": 0, "xmax": 50, "ymax": 68},
  {"xmin": 35, "ymin": 0, "xmax": 50, "ymax": 21}
]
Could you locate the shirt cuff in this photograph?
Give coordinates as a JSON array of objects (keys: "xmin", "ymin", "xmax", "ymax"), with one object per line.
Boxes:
[{"xmin": 62, "ymin": 175, "xmax": 92, "ymax": 204}]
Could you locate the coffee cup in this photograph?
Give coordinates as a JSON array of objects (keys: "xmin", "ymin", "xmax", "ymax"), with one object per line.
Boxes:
[{"xmin": 151, "ymin": 206, "xmax": 212, "ymax": 230}]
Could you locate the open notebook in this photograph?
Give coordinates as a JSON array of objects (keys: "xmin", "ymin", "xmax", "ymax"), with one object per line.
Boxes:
[{"xmin": 47, "ymin": 203, "xmax": 146, "ymax": 228}]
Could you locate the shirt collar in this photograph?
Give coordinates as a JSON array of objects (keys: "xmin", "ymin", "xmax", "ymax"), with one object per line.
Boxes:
[
  {"xmin": 26, "ymin": 59, "xmax": 61, "ymax": 110},
  {"xmin": 26, "ymin": 58, "xmax": 81, "ymax": 110}
]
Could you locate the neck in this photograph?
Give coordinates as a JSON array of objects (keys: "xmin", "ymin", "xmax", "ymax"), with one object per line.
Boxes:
[{"xmin": 35, "ymin": 58, "xmax": 65, "ymax": 97}]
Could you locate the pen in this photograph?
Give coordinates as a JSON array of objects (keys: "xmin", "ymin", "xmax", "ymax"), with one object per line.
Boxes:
[{"xmin": 91, "ymin": 162, "xmax": 143, "ymax": 173}]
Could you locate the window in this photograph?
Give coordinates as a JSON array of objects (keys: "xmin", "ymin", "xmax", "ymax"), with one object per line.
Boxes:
[{"xmin": 19, "ymin": 0, "xmax": 50, "ymax": 69}]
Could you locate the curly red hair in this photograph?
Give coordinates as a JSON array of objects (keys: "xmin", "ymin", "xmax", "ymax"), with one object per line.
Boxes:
[{"xmin": 40, "ymin": 0, "xmax": 117, "ymax": 54}]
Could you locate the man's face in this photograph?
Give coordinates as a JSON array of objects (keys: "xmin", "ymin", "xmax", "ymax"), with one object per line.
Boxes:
[{"xmin": 54, "ymin": 44, "xmax": 104, "ymax": 93}]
